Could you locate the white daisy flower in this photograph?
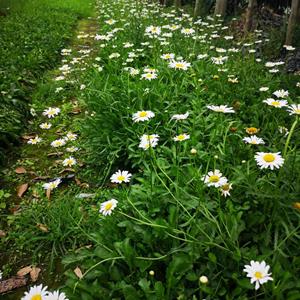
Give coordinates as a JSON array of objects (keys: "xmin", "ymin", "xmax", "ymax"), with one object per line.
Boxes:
[
  {"xmin": 99, "ymin": 199, "xmax": 118, "ymax": 216},
  {"xmin": 202, "ymin": 170, "xmax": 228, "ymax": 188},
  {"xmin": 145, "ymin": 25, "xmax": 161, "ymax": 35},
  {"xmin": 207, "ymin": 105, "xmax": 235, "ymax": 113},
  {"xmin": 171, "ymin": 112, "xmax": 189, "ymax": 120},
  {"xmin": 141, "ymin": 72, "xmax": 157, "ymax": 80},
  {"xmin": 242, "ymin": 136, "xmax": 265, "ymax": 145},
  {"xmin": 43, "ymin": 179, "xmax": 61, "ymax": 191},
  {"xmin": 211, "ymin": 56, "xmax": 228, "ymax": 65},
  {"xmin": 161, "ymin": 53, "xmax": 175, "ymax": 60},
  {"xmin": 45, "ymin": 290, "xmax": 69, "ymax": 300},
  {"xmin": 66, "ymin": 132, "xmax": 78, "ymax": 141},
  {"xmin": 39, "ymin": 123, "xmax": 52, "ymax": 129},
  {"xmin": 243, "ymin": 260, "xmax": 273, "ymax": 290},
  {"xmin": 181, "ymin": 28, "xmax": 195, "ymax": 35},
  {"xmin": 51, "ymin": 139, "xmax": 66, "ymax": 148},
  {"xmin": 62, "ymin": 156, "xmax": 77, "ymax": 167},
  {"xmin": 287, "ymin": 104, "xmax": 300, "ymax": 115},
  {"xmin": 21, "ymin": 284, "xmax": 48, "ymax": 300},
  {"xmin": 259, "ymin": 87, "xmax": 269, "ymax": 92},
  {"xmin": 110, "ymin": 170, "xmax": 132, "ymax": 183},
  {"xmin": 254, "ymin": 152, "xmax": 284, "ymax": 170},
  {"xmin": 105, "ymin": 19, "xmax": 116, "ymax": 25},
  {"xmin": 168, "ymin": 60, "xmax": 191, "ymax": 70},
  {"xmin": 28, "ymin": 136, "xmax": 42, "ymax": 145},
  {"xmin": 132, "ymin": 111, "xmax": 155, "ymax": 122},
  {"xmin": 139, "ymin": 134, "xmax": 159, "ymax": 150},
  {"xmin": 173, "ymin": 134, "xmax": 190, "ymax": 142},
  {"xmin": 273, "ymin": 89, "xmax": 289, "ymax": 98},
  {"xmin": 263, "ymin": 98, "xmax": 288, "ymax": 108},
  {"xmin": 43, "ymin": 107, "xmax": 60, "ymax": 118},
  {"xmin": 66, "ymin": 146, "xmax": 79, "ymax": 153},
  {"xmin": 283, "ymin": 45, "xmax": 295, "ymax": 51},
  {"xmin": 220, "ymin": 183, "xmax": 232, "ymax": 197}
]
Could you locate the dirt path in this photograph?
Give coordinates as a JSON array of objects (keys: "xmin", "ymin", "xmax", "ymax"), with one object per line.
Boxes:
[{"xmin": 0, "ymin": 15, "xmax": 100, "ymax": 299}]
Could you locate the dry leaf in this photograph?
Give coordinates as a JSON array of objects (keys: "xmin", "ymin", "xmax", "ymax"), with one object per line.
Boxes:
[
  {"xmin": 36, "ymin": 223, "xmax": 49, "ymax": 232},
  {"xmin": 0, "ymin": 230, "xmax": 6, "ymax": 238},
  {"xmin": 30, "ymin": 267, "xmax": 41, "ymax": 282},
  {"xmin": 74, "ymin": 267, "xmax": 83, "ymax": 279},
  {"xmin": 46, "ymin": 189, "xmax": 51, "ymax": 200},
  {"xmin": 17, "ymin": 183, "xmax": 29, "ymax": 198},
  {"xmin": 75, "ymin": 178, "xmax": 81, "ymax": 185},
  {"xmin": 47, "ymin": 152, "xmax": 64, "ymax": 157},
  {"xmin": 0, "ymin": 276, "xmax": 28, "ymax": 294},
  {"xmin": 59, "ymin": 168, "xmax": 75, "ymax": 174},
  {"xmin": 17, "ymin": 266, "xmax": 32, "ymax": 277},
  {"xmin": 15, "ymin": 167, "xmax": 27, "ymax": 174},
  {"xmin": 21, "ymin": 135, "xmax": 35, "ymax": 140},
  {"xmin": 32, "ymin": 176, "xmax": 50, "ymax": 182}
]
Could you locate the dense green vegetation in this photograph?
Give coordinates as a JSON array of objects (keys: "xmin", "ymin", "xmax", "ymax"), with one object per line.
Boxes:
[
  {"xmin": 0, "ymin": 0, "xmax": 299, "ymax": 299},
  {"xmin": 0, "ymin": 0, "xmax": 92, "ymax": 163}
]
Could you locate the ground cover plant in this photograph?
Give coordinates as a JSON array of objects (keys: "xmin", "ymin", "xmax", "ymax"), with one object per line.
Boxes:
[
  {"xmin": 0, "ymin": 0, "xmax": 92, "ymax": 163},
  {"xmin": 0, "ymin": 0, "xmax": 299, "ymax": 299}
]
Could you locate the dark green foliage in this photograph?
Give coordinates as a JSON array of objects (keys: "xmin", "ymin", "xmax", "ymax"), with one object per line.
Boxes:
[{"xmin": 0, "ymin": 0, "xmax": 92, "ymax": 164}]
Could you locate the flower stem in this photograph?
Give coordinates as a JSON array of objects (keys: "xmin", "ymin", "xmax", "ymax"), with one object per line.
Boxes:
[{"xmin": 283, "ymin": 117, "xmax": 298, "ymax": 158}]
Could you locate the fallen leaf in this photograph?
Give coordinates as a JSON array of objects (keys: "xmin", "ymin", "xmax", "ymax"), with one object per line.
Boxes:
[
  {"xmin": 32, "ymin": 176, "xmax": 50, "ymax": 182},
  {"xmin": 0, "ymin": 230, "xmax": 6, "ymax": 238},
  {"xmin": 30, "ymin": 267, "xmax": 41, "ymax": 282},
  {"xmin": 17, "ymin": 266, "xmax": 32, "ymax": 277},
  {"xmin": 59, "ymin": 168, "xmax": 75, "ymax": 174},
  {"xmin": 74, "ymin": 267, "xmax": 83, "ymax": 279},
  {"xmin": 17, "ymin": 183, "xmax": 29, "ymax": 198},
  {"xmin": 15, "ymin": 167, "xmax": 27, "ymax": 174},
  {"xmin": 21, "ymin": 135, "xmax": 35, "ymax": 140},
  {"xmin": 36, "ymin": 223, "xmax": 49, "ymax": 232},
  {"xmin": 47, "ymin": 152, "xmax": 64, "ymax": 157},
  {"xmin": 75, "ymin": 178, "xmax": 81, "ymax": 185},
  {"xmin": 46, "ymin": 189, "xmax": 51, "ymax": 200},
  {"xmin": 0, "ymin": 276, "xmax": 28, "ymax": 294}
]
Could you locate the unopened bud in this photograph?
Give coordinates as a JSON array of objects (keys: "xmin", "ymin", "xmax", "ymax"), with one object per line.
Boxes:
[
  {"xmin": 190, "ymin": 148, "xmax": 197, "ymax": 154},
  {"xmin": 199, "ymin": 275, "xmax": 208, "ymax": 284}
]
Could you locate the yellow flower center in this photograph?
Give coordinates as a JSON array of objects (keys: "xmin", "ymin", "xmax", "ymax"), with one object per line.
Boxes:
[
  {"xmin": 175, "ymin": 63, "xmax": 184, "ymax": 69},
  {"xmin": 246, "ymin": 127, "xmax": 258, "ymax": 134},
  {"xmin": 31, "ymin": 295, "xmax": 42, "ymax": 300},
  {"xmin": 271, "ymin": 101, "xmax": 280, "ymax": 106},
  {"xmin": 295, "ymin": 108, "xmax": 300, "ymax": 114},
  {"xmin": 209, "ymin": 175, "xmax": 220, "ymax": 183},
  {"xmin": 145, "ymin": 73, "xmax": 153, "ymax": 78},
  {"xmin": 222, "ymin": 184, "xmax": 230, "ymax": 191},
  {"xmin": 177, "ymin": 135, "xmax": 185, "ymax": 140},
  {"xmin": 263, "ymin": 154, "xmax": 275, "ymax": 162},
  {"xmin": 117, "ymin": 175, "xmax": 125, "ymax": 181},
  {"xmin": 105, "ymin": 202, "xmax": 113, "ymax": 211},
  {"xmin": 254, "ymin": 271, "xmax": 263, "ymax": 279},
  {"xmin": 139, "ymin": 111, "xmax": 148, "ymax": 117}
]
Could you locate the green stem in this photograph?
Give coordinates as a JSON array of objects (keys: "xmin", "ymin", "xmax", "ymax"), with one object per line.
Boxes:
[{"xmin": 283, "ymin": 117, "xmax": 298, "ymax": 157}]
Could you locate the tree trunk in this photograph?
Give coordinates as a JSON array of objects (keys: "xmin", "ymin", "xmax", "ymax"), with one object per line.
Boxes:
[
  {"xmin": 286, "ymin": 0, "xmax": 300, "ymax": 45},
  {"xmin": 163, "ymin": 0, "xmax": 168, "ymax": 6},
  {"xmin": 174, "ymin": 0, "xmax": 181, "ymax": 8},
  {"xmin": 215, "ymin": 0, "xmax": 227, "ymax": 16},
  {"xmin": 244, "ymin": 0, "xmax": 257, "ymax": 32},
  {"xmin": 194, "ymin": 0, "xmax": 203, "ymax": 17}
]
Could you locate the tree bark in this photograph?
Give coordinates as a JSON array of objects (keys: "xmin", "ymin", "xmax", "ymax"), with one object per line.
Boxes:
[
  {"xmin": 244, "ymin": 0, "xmax": 257, "ymax": 32},
  {"xmin": 286, "ymin": 0, "xmax": 300, "ymax": 45},
  {"xmin": 194, "ymin": 0, "xmax": 203, "ymax": 17},
  {"xmin": 215, "ymin": 0, "xmax": 227, "ymax": 16},
  {"xmin": 174, "ymin": 0, "xmax": 181, "ymax": 8}
]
